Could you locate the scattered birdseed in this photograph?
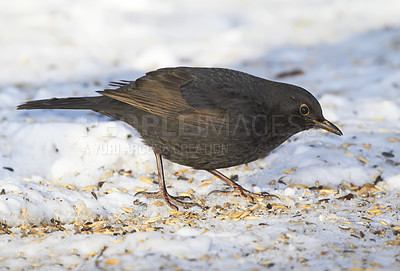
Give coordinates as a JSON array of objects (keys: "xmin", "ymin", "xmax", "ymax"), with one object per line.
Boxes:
[
  {"xmin": 300, "ymin": 205, "xmax": 314, "ymax": 209},
  {"xmin": 199, "ymin": 255, "xmax": 208, "ymax": 260},
  {"xmin": 318, "ymin": 186, "xmax": 336, "ymax": 195},
  {"xmin": 250, "ymin": 204, "xmax": 262, "ymax": 211},
  {"xmin": 388, "ymin": 137, "xmax": 399, "ymax": 142},
  {"xmin": 338, "ymin": 225, "xmax": 352, "ymax": 230},
  {"xmin": 152, "ymin": 201, "xmax": 164, "ymax": 207},
  {"xmin": 105, "ymin": 259, "xmax": 119, "ymax": 265},
  {"xmin": 118, "ymin": 169, "xmax": 133, "ymax": 177},
  {"xmin": 86, "ymin": 252, "xmax": 97, "ymax": 257},
  {"xmin": 379, "ymin": 220, "xmax": 388, "ymax": 226},
  {"xmin": 138, "ymin": 177, "xmax": 153, "ymax": 184},
  {"xmin": 188, "ymin": 188, "xmax": 195, "ymax": 194},
  {"xmin": 357, "ymin": 156, "xmax": 368, "ymax": 164},
  {"xmin": 271, "ymin": 203, "xmax": 289, "ymax": 210},
  {"xmin": 121, "ymin": 207, "xmax": 134, "ymax": 214},
  {"xmin": 255, "ymin": 246, "xmax": 268, "ymax": 252},
  {"xmin": 82, "ymin": 185, "xmax": 96, "ymax": 192},
  {"xmin": 178, "ymin": 192, "xmax": 192, "ymax": 198},
  {"xmin": 184, "ymin": 218, "xmax": 196, "ymax": 224},
  {"xmin": 146, "ymin": 217, "xmax": 161, "ymax": 224},
  {"xmin": 22, "ymin": 207, "xmax": 27, "ymax": 219},
  {"xmin": 361, "ymin": 217, "xmax": 374, "ymax": 222},
  {"xmin": 168, "ymin": 210, "xmax": 185, "ymax": 216},
  {"xmin": 0, "ymin": 176, "xmax": 395, "ymax": 270},
  {"xmin": 344, "ymin": 151, "xmax": 356, "ymax": 158},
  {"xmin": 58, "ymin": 184, "xmax": 78, "ymax": 190},
  {"xmin": 169, "ymin": 219, "xmax": 183, "ymax": 223},
  {"xmin": 386, "ymin": 240, "xmax": 400, "ymax": 246},
  {"xmin": 199, "ymin": 180, "xmax": 213, "ymax": 187},
  {"xmin": 363, "ymin": 143, "xmax": 371, "ymax": 150},
  {"xmin": 99, "ymin": 170, "xmax": 115, "ymax": 181},
  {"xmin": 297, "ymin": 258, "xmax": 308, "ymax": 263},
  {"xmin": 283, "ymin": 169, "xmax": 295, "ymax": 174},
  {"xmin": 187, "ymin": 178, "xmax": 195, "ymax": 183}
]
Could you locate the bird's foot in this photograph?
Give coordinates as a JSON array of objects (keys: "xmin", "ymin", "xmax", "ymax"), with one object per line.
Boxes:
[
  {"xmin": 135, "ymin": 190, "xmax": 202, "ymax": 210},
  {"xmin": 208, "ymin": 185, "xmax": 276, "ymax": 202},
  {"xmin": 207, "ymin": 171, "xmax": 278, "ymax": 203}
]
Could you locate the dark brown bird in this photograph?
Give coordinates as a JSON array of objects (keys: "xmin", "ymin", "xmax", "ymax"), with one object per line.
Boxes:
[{"xmin": 17, "ymin": 67, "xmax": 342, "ymax": 209}]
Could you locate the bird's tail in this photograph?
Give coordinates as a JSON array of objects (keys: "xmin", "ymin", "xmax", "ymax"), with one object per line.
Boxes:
[{"xmin": 17, "ymin": 97, "xmax": 103, "ymax": 110}]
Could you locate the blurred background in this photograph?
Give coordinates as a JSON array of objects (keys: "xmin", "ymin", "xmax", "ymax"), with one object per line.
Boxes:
[{"xmin": 1, "ymin": 0, "xmax": 399, "ymax": 86}]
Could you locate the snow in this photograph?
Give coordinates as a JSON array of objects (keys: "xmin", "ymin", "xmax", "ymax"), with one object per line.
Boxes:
[{"xmin": 1, "ymin": 0, "xmax": 400, "ymax": 270}]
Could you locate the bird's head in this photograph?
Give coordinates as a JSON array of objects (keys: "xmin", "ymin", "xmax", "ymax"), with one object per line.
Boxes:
[{"xmin": 278, "ymin": 84, "xmax": 343, "ymax": 136}]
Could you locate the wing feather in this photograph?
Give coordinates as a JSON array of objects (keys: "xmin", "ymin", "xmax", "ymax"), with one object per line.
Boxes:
[{"xmin": 98, "ymin": 69, "xmax": 228, "ymax": 128}]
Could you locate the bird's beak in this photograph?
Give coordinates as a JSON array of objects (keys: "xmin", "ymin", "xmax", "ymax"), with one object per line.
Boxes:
[{"xmin": 312, "ymin": 119, "xmax": 343, "ymax": 136}]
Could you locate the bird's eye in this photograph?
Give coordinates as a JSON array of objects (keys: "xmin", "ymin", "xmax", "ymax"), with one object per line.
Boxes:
[{"xmin": 299, "ymin": 104, "xmax": 309, "ymax": 116}]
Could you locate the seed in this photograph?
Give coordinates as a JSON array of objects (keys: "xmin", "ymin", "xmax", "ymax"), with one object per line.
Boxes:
[
  {"xmin": 122, "ymin": 207, "xmax": 134, "ymax": 214},
  {"xmin": 138, "ymin": 177, "xmax": 153, "ymax": 184},
  {"xmin": 105, "ymin": 259, "xmax": 119, "ymax": 265}
]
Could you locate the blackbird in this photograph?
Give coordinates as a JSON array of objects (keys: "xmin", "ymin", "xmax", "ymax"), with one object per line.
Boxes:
[{"xmin": 18, "ymin": 67, "xmax": 342, "ymax": 209}]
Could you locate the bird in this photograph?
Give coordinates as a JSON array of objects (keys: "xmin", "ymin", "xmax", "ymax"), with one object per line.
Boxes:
[{"xmin": 17, "ymin": 67, "xmax": 342, "ymax": 210}]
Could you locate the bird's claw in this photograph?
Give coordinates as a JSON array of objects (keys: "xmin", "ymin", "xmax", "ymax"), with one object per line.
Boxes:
[
  {"xmin": 135, "ymin": 190, "xmax": 202, "ymax": 210},
  {"xmin": 208, "ymin": 187, "xmax": 277, "ymax": 202}
]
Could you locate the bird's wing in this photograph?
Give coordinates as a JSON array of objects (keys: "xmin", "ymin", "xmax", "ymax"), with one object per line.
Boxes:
[{"xmin": 98, "ymin": 68, "xmax": 257, "ymax": 128}]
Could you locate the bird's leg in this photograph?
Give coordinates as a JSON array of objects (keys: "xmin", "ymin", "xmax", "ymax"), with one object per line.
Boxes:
[
  {"xmin": 135, "ymin": 148, "xmax": 200, "ymax": 210},
  {"xmin": 207, "ymin": 169, "xmax": 275, "ymax": 201}
]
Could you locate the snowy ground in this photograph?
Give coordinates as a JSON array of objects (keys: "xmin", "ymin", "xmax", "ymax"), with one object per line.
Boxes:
[{"xmin": 1, "ymin": 0, "xmax": 400, "ymax": 270}]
